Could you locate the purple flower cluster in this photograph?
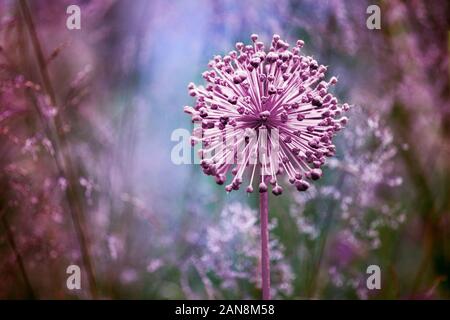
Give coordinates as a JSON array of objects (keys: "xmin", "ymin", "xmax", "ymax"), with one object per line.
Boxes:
[{"xmin": 185, "ymin": 34, "xmax": 350, "ymax": 196}]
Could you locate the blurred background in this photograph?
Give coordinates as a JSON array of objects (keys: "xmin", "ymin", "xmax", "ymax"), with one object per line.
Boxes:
[{"xmin": 0, "ymin": 0, "xmax": 449, "ymax": 299}]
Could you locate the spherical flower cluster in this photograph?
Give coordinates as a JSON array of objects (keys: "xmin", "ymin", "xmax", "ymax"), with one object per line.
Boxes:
[{"xmin": 184, "ymin": 34, "xmax": 350, "ymax": 196}]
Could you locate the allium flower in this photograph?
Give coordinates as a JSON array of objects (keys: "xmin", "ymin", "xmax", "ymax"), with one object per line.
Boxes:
[
  {"xmin": 185, "ymin": 34, "xmax": 350, "ymax": 195},
  {"xmin": 184, "ymin": 34, "xmax": 351, "ymax": 300}
]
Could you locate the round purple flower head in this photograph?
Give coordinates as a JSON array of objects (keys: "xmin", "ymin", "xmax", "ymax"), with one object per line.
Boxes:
[{"xmin": 184, "ymin": 34, "xmax": 350, "ymax": 196}]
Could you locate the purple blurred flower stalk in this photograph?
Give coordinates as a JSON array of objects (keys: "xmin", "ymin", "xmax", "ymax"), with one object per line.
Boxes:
[
  {"xmin": 17, "ymin": 0, "xmax": 98, "ymax": 298},
  {"xmin": 185, "ymin": 34, "xmax": 350, "ymax": 299}
]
